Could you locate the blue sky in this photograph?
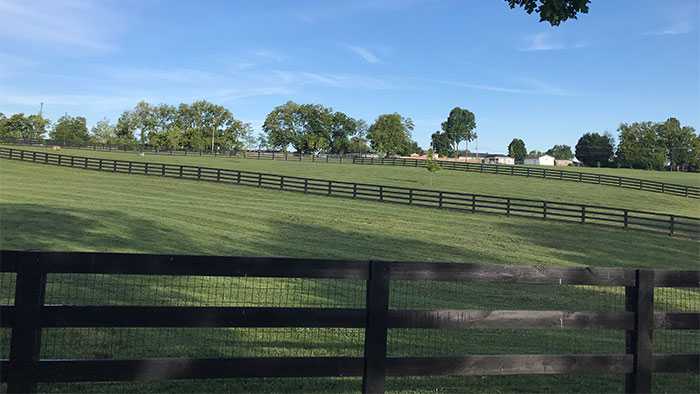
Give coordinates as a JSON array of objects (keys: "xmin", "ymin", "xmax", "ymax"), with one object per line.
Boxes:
[{"xmin": 1, "ymin": 0, "xmax": 698, "ymax": 153}]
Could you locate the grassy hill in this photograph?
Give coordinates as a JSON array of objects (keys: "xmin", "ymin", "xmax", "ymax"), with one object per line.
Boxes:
[
  {"xmin": 5, "ymin": 145, "xmax": 699, "ymax": 218},
  {"xmin": 1, "ymin": 158, "xmax": 698, "ymax": 393}
]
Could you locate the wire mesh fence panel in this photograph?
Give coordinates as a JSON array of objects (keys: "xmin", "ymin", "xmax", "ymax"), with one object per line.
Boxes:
[
  {"xmin": 44, "ymin": 274, "xmax": 366, "ymax": 308},
  {"xmin": 40, "ymin": 327, "xmax": 365, "ymax": 359},
  {"xmin": 387, "ymin": 281, "xmax": 629, "ymax": 392},
  {"xmin": 37, "ymin": 377, "xmax": 363, "ymax": 394},
  {"xmin": 33, "ymin": 273, "xmax": 368, "ymax": 393},
  {"xmin": 0, "ymin": 272, "xmax": 16, "ymax": 305},
  {"xmin": 389, "ymin": 280, "xmax": 626, "ymax": 311},
  {"xmin": 0, "ymin": 327, "xmax": 10, "ymax": 359},
  {"xmin": 653, "ymin": 287, "xmax": 700, "ymax": 354},
  {"xmin": 40, "ymin": 274, "xmax": 367, "ymax": 361}
]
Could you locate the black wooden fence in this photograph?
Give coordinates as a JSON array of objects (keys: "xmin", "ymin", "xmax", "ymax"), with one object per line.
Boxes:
[
  {"xmin": 2, "ymin": 147, "xmax": 698, "ymax": 239},
  {"xmin": 352, "ymin": 157, "xmax": 700, "ymax": 200},
  {"xmin": 0, "ymin": 251, "xmax": 698, "ymax": 393},
  {"xmin": 3, "ymin": 138, "xmax": 698, "ymax": 200}
]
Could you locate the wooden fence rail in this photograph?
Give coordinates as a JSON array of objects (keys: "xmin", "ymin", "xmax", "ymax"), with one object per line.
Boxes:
[
  {"xmin": 2, "ymin": 138, "xmax": 698, "ymax": 200},
  {"xmin": 2, "ymin": 147, "xmax": 698, "ymax": 239},
  {"xmin": 352, "ymin": 157, "xmax": 700, "ymax": 200},
  {"xmin": 0, "ymin": 251, "xmax": 698, "ymax": 393}
]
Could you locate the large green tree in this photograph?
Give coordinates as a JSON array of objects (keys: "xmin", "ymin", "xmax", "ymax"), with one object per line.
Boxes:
[
  {"xmin": 367, "ymin": 113, "xmax": 414, "ymax": 157},
  {"xmin": 430, "ymin": 130, "xmax": 455, "ymax": 157},
  {"xmin": 0, "ymin": 113, "xmax": 47, "ymax": 140},
  {"xmin": 262, "ymin": 101, "xmax": 363, "ymax": 154},
  {"xmin": 176, "ymin": 100, "xmax": 251, "ymax": 151},
  {"xmin": 51, "ymin": 115, "xmax": 89, "ymax": 145},
  {"xmin": 657, "ymin": 117, "xmax": 697, "ymax": 171},
  {"xmin": 575, "ymin": 132, "xmax": 614, "ymax": 167},
  {"xmin": 546, "ymin": 144, "xmax": 574, "ymax": 160},
  {"xmin": 1, "ymin": 113, "xmax": 32, "ymax": 140},
  {"xmin": 506, "ymin": 0, "xmax": 590, "ymax": 26},
  {"xmin": 262, "ymin": 101, "xmax": 307, "ymax": 152},
  {"xmin": 441, "ymin": 107, "xmax": 476, "ymax": 156},
  {"xmin": 90, "ymin": 119, "xmax": 118, "ymax": 145},
  {"xmin": 507, "ymin": 138, "xmax": 527, "ymax": 163},
  {"xmin": 616, "ymin": 122, "xmax": 665, "ymax": 170}
]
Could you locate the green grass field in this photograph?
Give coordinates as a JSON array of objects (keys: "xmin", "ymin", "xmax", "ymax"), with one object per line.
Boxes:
[
  {"xmin": 1, "ymin": 157, "xmax": 698, "ymax": 393},
  {"xmin": 5, "ymin": 145, "xmax": 700, "ymax": 218}
]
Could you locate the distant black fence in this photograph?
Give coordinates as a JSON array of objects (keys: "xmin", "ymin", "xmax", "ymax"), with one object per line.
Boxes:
[
  {"xmin": 0, "ymin": 251, "xmax": 698, "ymax": 393},
  {"xmin": 3, "ymin": 138, "xmax": 698, "ymax": 200},
  {"xmin": 0, "ymin": 138, "xmax": 369, "ymax": 163},
  {"xmin": 352, "ymin": 157, "xmax": 700, "ymax": 200},
  {"xmin": 2, "ymin": 147, "xmax": 698, "ymax": 239}
]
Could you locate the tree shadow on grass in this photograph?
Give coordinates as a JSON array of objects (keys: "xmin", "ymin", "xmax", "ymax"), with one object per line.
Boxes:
[
  {"xmin": 0, "ymin": 203, "xmax": 200, "ymax": 253},
  {"xmin": 490, "ymin": 219, "xmax": 699, "ymax": 270}
]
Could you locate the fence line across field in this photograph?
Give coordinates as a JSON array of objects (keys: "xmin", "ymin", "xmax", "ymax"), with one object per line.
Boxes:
[
  {"xmin": 2, "ymin": 147, "xmax": 698, "ymax": 239},
  {"xmin": 0, "ymin": 251, "xmax": 698, "ymax": 393},
  {"xmin": 2, "ymin": 138, "xmax": 698, "ymax": 200}
]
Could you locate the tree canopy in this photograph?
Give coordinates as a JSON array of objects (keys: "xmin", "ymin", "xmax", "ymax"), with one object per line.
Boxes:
[
  {"xmin": 367, "ymin": 113, "xmax": 415, "ymax": 157},
  {"xmin": 506, "ymin": 0, "xmax": 590, "ymax": 26},
  {"xmin": 430, "ymin": 130, "xmax": 455, "ymax": 157},
  {"xmin": 546, "ymin": 144, "xmax": 574, "ymax": 160},
  {"xmin": 51, "ymin": 115, "xmax": 89, "ymax": 145},
  {"xmin": 262, "ymin": 101, "xmax": 365, "ymax": 154},
  {"xmin": 0, "ymin": 113, "xmax": 49, "ymax": 141},
  {"xmin": 441, "ymin": 107, "xmax": 477, "ymax": 155},
  {"xmin": 657, "ymin": 117, "xmax": 697, "ymax": 171},
  {"xmin": 616, "ymin": 122, "xmax": 665, "ymax": 170},
  {"xmin": 507, "ymin": 138, "xmax": 527, "ymax": 163},
  {"xmin": 575, "ymin": 132, "xmax": 614, "ymax": 167},
  {"xmin": 115, "ymin": 100, "xmax": 251, "ymax": 151}
]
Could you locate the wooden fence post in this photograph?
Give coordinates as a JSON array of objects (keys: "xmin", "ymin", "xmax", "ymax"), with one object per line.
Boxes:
[
  {"xmin": 625, "ymin": 269, "xmax": 654, "ymax": 394},
  {"xmin": 581, "ymin": 206, "xmax": 586, "ymax": 224},
  {"xmin": 7, "ymin": 253, "xmax": 47, "ymax": 394},
  {"xmin": 362, "ymin": 261, "xmax": 391, "ymax": 394},
  {"xmin": 543, "ymin": 201, "xmax": 547, "ymax": 219},
  {"xmin": 669, "ymin": 215, "xmax": 675, "ymax": 236},
  {"xmin": 624, "ymin": 210, "xmax": 629, "ymax": 229}
]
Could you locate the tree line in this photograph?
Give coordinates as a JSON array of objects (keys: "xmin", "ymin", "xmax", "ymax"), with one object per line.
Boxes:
[
  {"xmin": 0, "ymin": 100, "xmax": 425, "ymax": 157},
  {"xmin": 504, "ymin": 118, "xmax": 698, "ymax": 171},
  {"xmin": 1, "ymin": 101, "xmax": 698, "ymax": 171}
]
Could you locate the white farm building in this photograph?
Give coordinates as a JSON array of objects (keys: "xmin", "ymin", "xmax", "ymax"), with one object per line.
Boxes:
[{"xmin": 524, "ymin": 154, "xmax": 555, "ymax": 166}]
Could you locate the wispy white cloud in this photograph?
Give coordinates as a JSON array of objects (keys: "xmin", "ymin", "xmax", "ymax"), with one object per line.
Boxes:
[
  {"xmin": 429, "ymin": 78, "xmax": 574, "ymax": 96},
  {"xmin": 644, "ymin": 20, "xmax": 693, "ymax": 36},
  {"xmin": 270, "ymin": 70, "xmax": 390, "ymax": 89},
  {"xmin": 0, "ymin": 0, "xmax": 126, "ymax": 51},
  {"xmin": 253, "ymin": 49, "xmax": 285, "ymax": 62},
  {"xmin": 520, "ymin": 32, "xmax": 565, "ymax": 51},
  {"xmin": 346, "ymin": 45, "xmax": 381, "ymax": 63},
  {"xmin": 102, "ymin": 67, "xmax": 217, "ymax": 84}
]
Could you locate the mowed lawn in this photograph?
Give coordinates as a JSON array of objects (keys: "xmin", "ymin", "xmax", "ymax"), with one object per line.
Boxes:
[
  {"xmin": 522, "ymin": 164, "xmax": 700, "ymax": 187},
  {"xmin": 0, "ymin": 159, "xmax": 698, "ymax": 393},
  {"xmin": 6, "ymin": 145, "xmax": 700, "ymax": 218}
]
